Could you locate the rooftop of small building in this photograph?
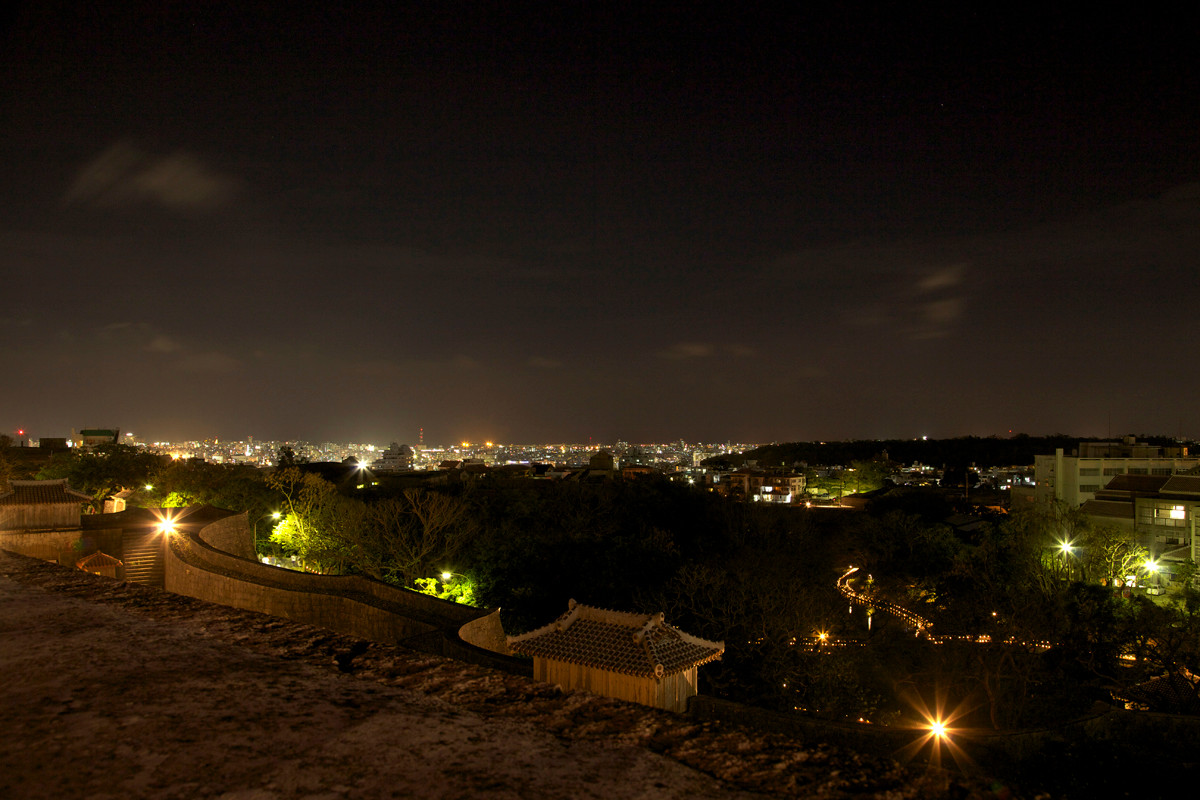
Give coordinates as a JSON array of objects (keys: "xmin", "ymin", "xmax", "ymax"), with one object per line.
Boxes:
[
  {"xmin": 0, "ymin": 478, "xmax": 92, "ymax": 506},
  {"xmin": 1079, "ymin": 499, "xmax": 1136, "ymax": 519},
  {"xmin": 1158, "ymin": 474, "xmax": 1200, "ymax": 496},
  {"xmin": 508, "ymin": 600, "xmax": 724, "ymax": 679},
  {"xmin": 75, "ymin": 550, "xmax": 123, "ymax": 570},
  {"xmin": 1112, "ymin": 671, "xmax": 1200, "ymax": 715},
  {"xmin": 1099, "ymin": 474, "xmax": 1171, "ymax": 494}
]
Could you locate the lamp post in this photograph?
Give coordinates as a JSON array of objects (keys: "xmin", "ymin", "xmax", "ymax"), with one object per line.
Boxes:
[
  {"xmin": 1059, "ymin": 541, "xmax": 1074, "ymax": 581},
  {"xmin": 440, "ymin": 570, "xmax": 468, "ymax": 587},
  {"xmin": 1143, "ymin": 558, "xmax": 1161, "ymax": 592},
  {"xmin": 253, "ymin": 511, "xmax": 281, "ymax": 556},
  {"xmin": 435, "ymin": 571, "xmax": 473, "ymax": 605}
]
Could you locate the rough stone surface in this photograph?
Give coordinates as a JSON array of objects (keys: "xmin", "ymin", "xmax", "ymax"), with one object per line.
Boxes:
[{"xmin": 0, "ymin": 550, "xmax": 1004, "ymax": 798}]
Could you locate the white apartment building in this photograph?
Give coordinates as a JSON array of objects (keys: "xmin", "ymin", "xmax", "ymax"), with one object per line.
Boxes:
[
  {"xmin": 373, "ymin": 442, "xmax": 415, "ymax": 472},
  {"xmin": 1034, "ymin": 438, "xmax": 1199, "ymax": 507}
]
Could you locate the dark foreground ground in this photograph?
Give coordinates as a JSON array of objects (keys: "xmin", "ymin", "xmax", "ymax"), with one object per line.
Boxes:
[{"xmin": 0, "ymin": 550, "xmax": 1014, "ymax": 798}]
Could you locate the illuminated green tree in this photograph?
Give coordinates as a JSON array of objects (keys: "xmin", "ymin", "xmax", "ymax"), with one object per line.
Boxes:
[
  {"xmin": 266, "ymin": 468, "xmax": 359, "ymax": 573},
  {"xmin": 414, "ymin": 574, "xmax": 478, "ymax": 606}
]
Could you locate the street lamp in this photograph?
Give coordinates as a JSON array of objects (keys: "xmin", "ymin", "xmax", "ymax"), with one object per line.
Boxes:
[
  {"xmin": 1055, "ymin": 540, "xmax": 1076, "ymax": 581},
  {"xmin": 434, "ymin": 571, "xmax": 475, "ymax": 605},
  {"xmin": 354, "ymin": 461, "xmax": 372, "ymax": 490},
  {"xmin": 1142, "ymin": 558, "xmax": 1162, "ymax": 592},
  {"xmin": 254, "ymin": 511, "xmax": 281, "ymax": 554}
]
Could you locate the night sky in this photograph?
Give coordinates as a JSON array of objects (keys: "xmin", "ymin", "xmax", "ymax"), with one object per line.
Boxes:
[{"xmin": 4, "ymin": 5, "xmax": 1198, "ymax": 445}]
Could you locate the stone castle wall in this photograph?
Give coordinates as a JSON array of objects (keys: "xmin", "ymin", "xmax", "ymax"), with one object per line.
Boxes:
[
  {"xmin": 0, "ymin": 528, "xmax": 86, "ymax": 566},
  {"xmin": 165, "ymin": 521, "xmax": 529, "ymax": 674},
  {"xmin": 2, "ymin": 497, "xmax": 528, "ymax": 674},
  {"xmin": 195, "ymin": 511, "xmax": 256, "ymax": 560}
]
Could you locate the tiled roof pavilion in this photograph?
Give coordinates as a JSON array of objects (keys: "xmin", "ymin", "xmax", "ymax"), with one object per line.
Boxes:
[
  {"xmin": 509, "ymin": 600, "xmax": 724, "ymax": 679},
  {"xmin": 0, "ymin": 479, "xmax": 91, "ymax": 506},
  {"xmin": 76, "ymin": 551, "xmax": 123, "ymax": 571}
]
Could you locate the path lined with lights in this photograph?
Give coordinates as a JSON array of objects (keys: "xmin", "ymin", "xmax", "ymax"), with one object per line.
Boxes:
[
  {"xmin": 835, "ymin": 565, "xmax": 1054, "ymax": 651},
  {"xmin": 836, "ymin": 566, "xmax": 931, "ymax": 635}
]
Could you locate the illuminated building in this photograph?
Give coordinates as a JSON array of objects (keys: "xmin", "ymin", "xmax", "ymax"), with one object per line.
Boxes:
[
  {"xmin": 1034, "ymin": 438, "xmax": 1199, "ymax": 507},
  {"xmin": 374, "ymin": 442, "xmax": 415, "ymax": 472}
]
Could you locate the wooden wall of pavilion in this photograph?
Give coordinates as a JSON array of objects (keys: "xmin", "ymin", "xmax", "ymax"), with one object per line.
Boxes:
[
  {"xmin": 0, "ymin": 502, "xmax": 81, "ymax": 531},
  {"xmin": 533, "ymin": 658, "xmax": 699, "ymax": 713}
]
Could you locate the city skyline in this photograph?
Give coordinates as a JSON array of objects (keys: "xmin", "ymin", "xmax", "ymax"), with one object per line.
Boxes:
[{"xmin": 4, "ymin": 6, "xmax": 1197, "ymax": 444}]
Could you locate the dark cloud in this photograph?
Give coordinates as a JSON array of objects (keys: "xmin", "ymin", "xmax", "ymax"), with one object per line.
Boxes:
[{"xmin": 64, "ymin": 142, "xmax": 238, "ymax": 212}]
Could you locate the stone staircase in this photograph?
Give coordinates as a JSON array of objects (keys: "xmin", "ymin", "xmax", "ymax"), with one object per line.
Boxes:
[{"xmin": 121, "ymin": 531, "xmax": 165, "ymax": 587}]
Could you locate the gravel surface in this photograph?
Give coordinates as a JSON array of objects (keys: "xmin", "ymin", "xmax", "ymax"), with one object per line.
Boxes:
[{"xmin": 0, "ymin": 550, "xmax": 1004, "ymax": 798}]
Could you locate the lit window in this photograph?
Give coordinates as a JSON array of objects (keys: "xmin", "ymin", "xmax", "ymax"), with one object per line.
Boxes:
[{"xmin": 1171, "ymin": 506, "xmax": 1185, "ymax": 520}]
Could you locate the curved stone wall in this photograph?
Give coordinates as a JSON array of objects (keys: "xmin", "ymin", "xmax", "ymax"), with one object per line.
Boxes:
[
  {"xmin": 457, "ymin": 610, "xmax": 512, "ymax": 655},
  {"xmin": 164, "ymin": 519, "xmax": 529, "ymax": 675},
  {"xmin": 195, "ymin": 511, "xmax": 255, "ymax": 560}
]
